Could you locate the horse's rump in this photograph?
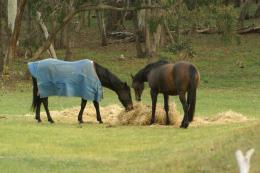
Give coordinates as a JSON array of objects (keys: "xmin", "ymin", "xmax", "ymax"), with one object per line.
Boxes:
[{"xmin": 28, "ymin": 58, "xmax": 103, "ymax": 102}]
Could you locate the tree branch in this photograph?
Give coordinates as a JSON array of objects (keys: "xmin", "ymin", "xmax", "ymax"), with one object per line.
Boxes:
[{"xmin": 31, "ymin": 3, "xmax": 166, "ymax": 60}]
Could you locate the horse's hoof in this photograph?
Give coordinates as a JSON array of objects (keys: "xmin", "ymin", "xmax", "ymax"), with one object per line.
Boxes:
[
  {"xmin": 49, "ymin": 120, "xmax": 55, "ymax": 124},
  {"xmin": 79, "ymin": 120, "xmax": 84, "ymax": 124},
  {"xmin": 36, "ymin": 119, "xmax": 42, "ymax": 123},
  {"xmin": 180, "ymin": 122, "xmax": 189, "ymax": 128},
  {"xmin": 99, "ymin": 121, "xmax": 103, "ymax": 124}
]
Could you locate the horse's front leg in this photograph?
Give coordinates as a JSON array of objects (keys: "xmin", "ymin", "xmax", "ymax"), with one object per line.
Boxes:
[
  {"xmin": 163, "ymin": 94, "xmax": 170, "ymax": 125},
  {"xmin": 179, "ymin": 92, "xmax": 189, "ymax": 128},
  {"xmin": 150, "ymin": 89, "xmax": 158, "ymax": 125},
  {"xmin": 78, "ymin": 99, "xmax": 87, "ymax": 124},
  {"xmin": 93, "ymin": 101, "xmax": 103, "ymax": 124},
  {"xmin": 42, "ymin": 97, "xmax": 54, "ymax": 123}
]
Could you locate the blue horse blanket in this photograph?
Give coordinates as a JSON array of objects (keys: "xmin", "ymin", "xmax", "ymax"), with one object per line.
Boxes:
[{"xmin": 28, "ymin": 58, "xmax": 103, "ymax": 102}]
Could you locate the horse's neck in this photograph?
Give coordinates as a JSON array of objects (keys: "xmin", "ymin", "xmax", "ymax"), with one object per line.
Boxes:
[
  {"xmin": 137, "ymin": 67, "xmax": 151, "ymax": 82},
  {"xmin": 94, "ymin": 63, "xmax": 122, "ymax": 92},
  {"xmin": 137, "ymin": 60, "xmax": 170, "ymax": 82}
]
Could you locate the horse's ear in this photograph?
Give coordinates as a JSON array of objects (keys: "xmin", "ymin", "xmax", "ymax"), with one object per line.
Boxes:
[{"xmin": 124, "ymin": 82, "xmax": 127, "ymax": 86}]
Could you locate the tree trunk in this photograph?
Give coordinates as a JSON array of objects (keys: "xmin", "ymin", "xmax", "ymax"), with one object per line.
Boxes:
[
  {"xmin": 88, "ymin": 11, "xmax": 91, "ymax": 27},
  {"xmin": 144, "ymin": 0, "xmax": 152, "ymax": 57},
  {"xmin": 3, "ymin": 0, "xmax": 27, "ymax": 77},
  {"xmin": 64, "ymin": 17, "xmax": 72, "ymax": 60},
  {"xmin": 51, "ymin": 14, "xmax": 58, "ymax": 48},
  {"xmin": 96, "ymin": 10, "xmax": 107, "ymax": 46},
  {"xmin": 36, "ymin": 12, "xmax": 57, "ymax": 59},
  {"xmin": 27, "ymin": 1, "xmax": 32, "ymax": 36},
  {"xmin": 106, "ymin": 0, "xmax": 123, "ymax": 31},
  {"xmin": 76, "ymin": 12, "xmax": 86, "ymax": 32},
  {"xmin": 64, "ymin": 0, "xmax": 74, "ymax": 60},
  {"xmin": 0, "ymin": 3, "xmax": 4, "ymax": 74},
  {"xmin": 234, "ymin": 0, "xmax": 241, "ymax": 7},
  {"xmin": 255, "ymin": 3, "xmax": 260, "ymax": 17},
  {"xmin": 239, "ymin": 0, "xmax": 251, "ymax": 26},
  {"xmin": 238, "ymin": 26, "xmax": 260, "ymax": 34},
  {"xmin": 143, "ymin": 0, "xmax": 163, "ymax": 58},
  {"xmin": 7, "ymin": 0, "xmax": 17, "ymax": 32},
  {"xmin": 152, "ymin": 24, "xmax": 162, "ymax": 53},
  {"xmin": 163, "ymin": 19, "xmax": 174, "ymax": 44},
  {"xmin": 133, "ymin": 11, "xmax": 145, "ymax": 58}
]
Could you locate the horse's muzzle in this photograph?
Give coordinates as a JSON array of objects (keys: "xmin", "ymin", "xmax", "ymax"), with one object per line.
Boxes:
[{"xmin": 135, "ymin": 94, "xmax": 141, "ymax": 102}]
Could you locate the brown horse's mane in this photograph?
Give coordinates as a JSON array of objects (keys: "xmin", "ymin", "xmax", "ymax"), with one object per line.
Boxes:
[{"xmin": 133, "ymin": 60, "xmax": 169, "ymax": 82}]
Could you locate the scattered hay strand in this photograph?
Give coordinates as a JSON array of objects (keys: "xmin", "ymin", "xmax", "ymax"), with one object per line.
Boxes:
[{"xmin": 191, "ymin": 110, "xmax": 250, "ymax": 127}]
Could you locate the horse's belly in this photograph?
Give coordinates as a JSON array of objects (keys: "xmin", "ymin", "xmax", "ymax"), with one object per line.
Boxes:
[{"xmin": 158, "ymin": 87, "xmax": 178, "ymax": 95}]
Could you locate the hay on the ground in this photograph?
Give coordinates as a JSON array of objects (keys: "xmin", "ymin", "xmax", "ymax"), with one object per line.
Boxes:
[
  {"xmin": 24, "ymin": 102, "xmax": 180, "ymax": 126},
  {"xmin": 191, "ymin": 110, "xmax": 250, "ymax": 126},
  {"xmin": 117, "ymin": 102, "xmax": 180, "ymax": 126},
  {"xmin": 24, "ymin": 104, "xmax": 250, "ymax": 127}
]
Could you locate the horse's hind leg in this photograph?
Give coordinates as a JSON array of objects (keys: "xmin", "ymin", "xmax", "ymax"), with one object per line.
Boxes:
[
  {"xmin": 42, "ymin": 98, "xmax": 54, "ymax": 123},
  {"xmin": 93, "ymin": 101, "xmax": 103, "ymax": 124},
  {"xmin": 150, "ymin": 89, "xmax": 158, "ymax": 125},
  {"xmin": 78, "ymin": 99, "xmax": 87, "ymax": 124},
  {"xmin": 35, "ymin": 96, "xmax": 42, "ymax": 122},
  {"xmin": 163, "ymin": 94, "xmax": 170, "ymax": 125},
  {"xmin": 179, "ymin": 92, "xmax": 189, "ymax": 128}
]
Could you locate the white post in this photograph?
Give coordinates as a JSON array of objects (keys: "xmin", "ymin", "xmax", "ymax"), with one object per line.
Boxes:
[{"xmin": 235, "ymin": 148, "xmax": 255, "ymax": 173}]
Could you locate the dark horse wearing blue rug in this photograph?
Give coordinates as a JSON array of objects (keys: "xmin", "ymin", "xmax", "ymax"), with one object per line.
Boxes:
[
  {"xmin": 131, "ymin": 60, "xmax": 200, "ymax": 128},
  {"xmin": 28, "ymin": 58, "xmax": 133, "ymax": 124}
]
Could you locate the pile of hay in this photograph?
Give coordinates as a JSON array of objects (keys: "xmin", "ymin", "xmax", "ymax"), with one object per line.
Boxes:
[
  {"xmin": 24, "ymin": 104, "xmax": 250, "ymax": 127},
  {"xmin": 117, "ymin": 103, "xmax": 180, "ymax": 126},
  {"xmin": 24, "ymin": 102, "xmax": 180, "ymax": 125},
  {"xmin": 47, "ymin": 104, "xmax": 123, "ymax": 124}
]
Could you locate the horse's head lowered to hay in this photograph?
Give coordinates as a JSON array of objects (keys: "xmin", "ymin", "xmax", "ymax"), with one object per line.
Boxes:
[{"xmin": 117, "ymin": 102, "xmax": 180, "ymax": 126}]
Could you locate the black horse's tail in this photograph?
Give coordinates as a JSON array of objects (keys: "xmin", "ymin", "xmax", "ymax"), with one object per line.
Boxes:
[
  {"xmin": 187, "ymin": 65, "xmax": 200, "ymax": 122},
  {"xmin": 32, "ymin": 77, "xmax": 38, "ymax": 111}
]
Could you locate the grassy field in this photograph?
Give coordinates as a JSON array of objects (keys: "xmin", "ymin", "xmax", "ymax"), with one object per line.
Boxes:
[{"xmin": 0, "ymin": 34, "xmax": 260, "ymax": 172}]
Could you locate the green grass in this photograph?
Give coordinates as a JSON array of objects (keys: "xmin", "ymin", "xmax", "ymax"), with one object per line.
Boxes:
[
  {"xmin": 0, "ymin": 117, "xmax": 259, "ymax": 173},
  {"xmin": 1, "ymin": 86, "xmax": 259, "ymax": 118},
  {"xmin": 0, "ymin": 34, "xmax": 260, "ymax": 172}
]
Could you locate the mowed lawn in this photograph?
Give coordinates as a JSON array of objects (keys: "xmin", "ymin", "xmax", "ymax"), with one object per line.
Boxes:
[
  {"xmin": 0, "ymin": 34, "xmax": 260, "ymax": 172},
  {"xmin": 0, "ymin": 117, "xmax": 259, "ymax": 173}
]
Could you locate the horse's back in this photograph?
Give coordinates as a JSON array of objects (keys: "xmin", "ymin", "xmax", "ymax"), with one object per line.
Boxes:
[
  {"xmin": 148, "ymin": 61, "xmax": 199, "ymax": 95},
  {"xmin": 28, "ymin": 58, "xmax": 103, "ymax": 101}
]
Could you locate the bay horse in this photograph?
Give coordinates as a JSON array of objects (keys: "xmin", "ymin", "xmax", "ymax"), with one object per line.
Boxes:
[
  {"xmin": 131, "ymin": 60, "xmax": 200, "ymax": 128},
  {"xmin": 31, "ymin": 61, "xmax": 133, "ymax": 124}
]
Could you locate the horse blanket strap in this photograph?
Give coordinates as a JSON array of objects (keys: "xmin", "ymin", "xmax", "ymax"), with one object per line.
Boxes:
[{"xmin": 28, "ymin": 58, "xmax": 103, "ymax": 102}]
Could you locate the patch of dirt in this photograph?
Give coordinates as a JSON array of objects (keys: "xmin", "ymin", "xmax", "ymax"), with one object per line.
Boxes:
[{"xmin": 24, "ymin": 103, "xmax": 251, "ymax": 127}]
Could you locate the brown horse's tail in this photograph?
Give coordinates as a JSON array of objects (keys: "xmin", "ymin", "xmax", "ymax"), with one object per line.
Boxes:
[
  {"xmin": 187, "ymin": 65, "xmax": 200, "ymax": 122},
  {"xmin": 32, "ymin": 77, "xmax": 38, "ymax": 112}
]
